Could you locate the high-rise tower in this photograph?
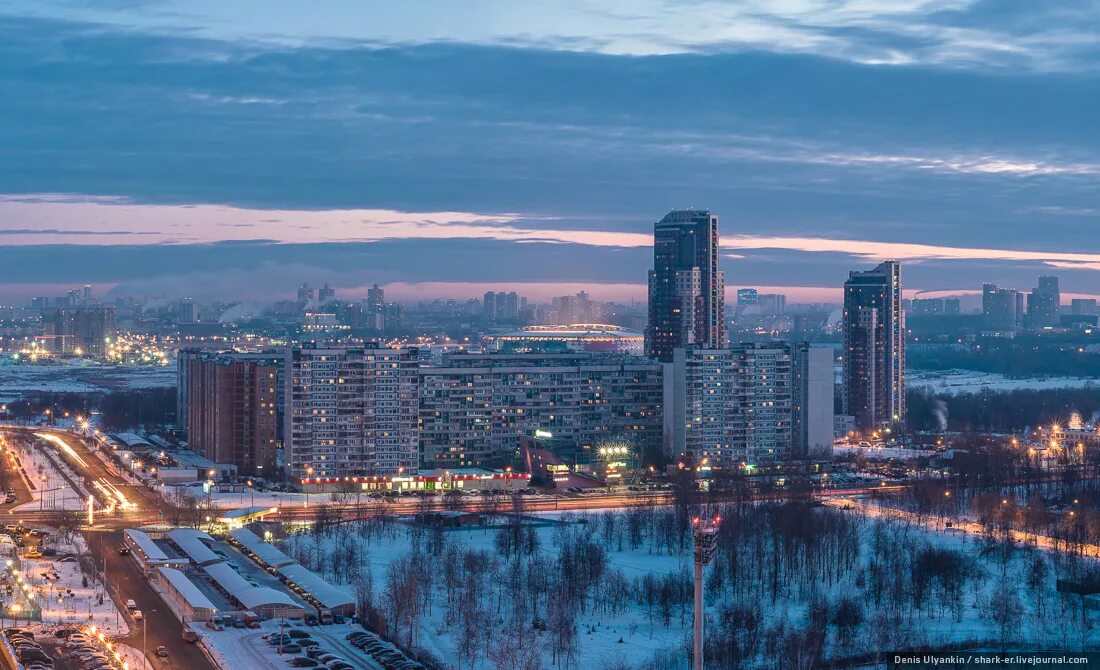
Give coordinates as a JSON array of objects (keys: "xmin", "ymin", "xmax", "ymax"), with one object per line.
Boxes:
[
  {"xmin": 646, "ymin": 210, "xmax": 726, "ymax": 362},
  {"xmin": 842, "ymin": 261, "xmax": 905, "ymax": 431}
]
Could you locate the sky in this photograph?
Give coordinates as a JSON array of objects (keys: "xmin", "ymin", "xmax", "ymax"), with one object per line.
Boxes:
[{"xmin": 2, "ymin": 0, "xmax": 1099, "ymax": 304}]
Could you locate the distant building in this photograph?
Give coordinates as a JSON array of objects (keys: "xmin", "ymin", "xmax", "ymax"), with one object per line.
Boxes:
[
  {"xmin": 1028, "ymin": 275, "xmax": 1060, "ymax": 328},
  {"xmin": 842, "ymin": 261, "xmax": 905, "ymax": 431},
  {"xmin": 42, "ymin": 306, "xmax": 117, "ymax": 356},
  {"xmin": 736, "ymin": 288, "xmax": 758, "ymax": 307},
  {"xmin": 317, "ymin": 283, "xmax": 336, "ymax": 303},
  {"xmin": 484, "ymin": 324, "xmax": 644, "ymax": 355},
  {"xmin": 646, "ymin": 210, "xmax": 726, "ymax": 362},
  {"xmin": 184, "ymin": 353, "xmax": 279, "ymax": 476},
  {"xmin": 982, "ymin": 284, "xmax": 1024, "ymax": 331},
  {"xmin": 1071, "ymin": 298, "xmax": 1098, "ymax": 316},
  {"xmin": 296, "ymin": 283, "xmax": 314, "ymax": 304},
  {"xmin": 286, "ymin": 344, "xmax": 419, "ymax": 480},
  {"xmin": 757, "ymin": 293, "xmax": 786, "ymax": 315},
  {"xmin": 483, "ymin": 291, "xmax": 521, "ymax": 322}
]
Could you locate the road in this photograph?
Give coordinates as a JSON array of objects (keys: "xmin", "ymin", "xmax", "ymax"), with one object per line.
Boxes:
[
  {"xmin": 82, "ymin": 528, "xmax": 216, "ymax": 670},
  {"xmin": 824, "ymin": 497, "xmax": 1100, "ymax": 558}
]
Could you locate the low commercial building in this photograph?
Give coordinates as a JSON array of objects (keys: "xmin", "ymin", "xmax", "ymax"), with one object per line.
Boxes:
[
  {"xmin": 227, "ymin": 528, "xmax": 295, "ymax": 570},
  {"xmin": 154, "ymin": 567, "xmax": 218, "ymax": 622},
  {"xmin": 166, "ymin": 529, "xmax": 222, "ymax": 567},
  {"xmin": 275, "ymin": 563, "xmax": 355, "ymax": 618},
  {"xmin": 123, "ymin": 529, "xmax": 188, "ymax": 574},
  {"xmin": 202, "ymin": 561, "xmax": 304, "ymax": 620}
]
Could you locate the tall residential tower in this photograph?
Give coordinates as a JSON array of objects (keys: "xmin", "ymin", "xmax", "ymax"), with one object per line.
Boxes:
[
  {"xmin": 842, "ymin": 261, "xmax": 905, "ymax": 432},
  {"xmin": 646, "ymin": 210, "xmax": 726, "ymax": 362}
]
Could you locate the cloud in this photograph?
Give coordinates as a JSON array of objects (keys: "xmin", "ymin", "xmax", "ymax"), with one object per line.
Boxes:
[{"xmin": 6, "ymin": 0, "xmax": 1100, "ymax": 72}]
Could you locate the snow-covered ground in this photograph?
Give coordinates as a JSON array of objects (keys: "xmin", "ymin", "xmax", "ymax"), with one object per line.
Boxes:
[
  {"xmin": 908, "ymin": 369, "xmax": 1099, "ymax": 394},
  {"xmin": 271, "ymin": 505, "xmax": 1100, "ymax": 669},
  {"xmin": 0, "ymin": 359, "xmax": 175, "ymax": 401},
  {"xmin": 20, "ymin": 535, "xmax": 130, "ymax": 635}
]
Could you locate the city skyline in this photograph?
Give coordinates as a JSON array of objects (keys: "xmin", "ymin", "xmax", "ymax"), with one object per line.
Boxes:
[{"xmin": 2, "ymin": 3, "xmax": 1100, "ymax": 300}]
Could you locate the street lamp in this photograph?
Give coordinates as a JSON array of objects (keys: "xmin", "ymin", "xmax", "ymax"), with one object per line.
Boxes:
[
  {"xmin": 304, "ymin": 467, "xmax": 314, "ymax": 508},
  {"xmin": 142, "ymin": 609, "xmax": 157, "ymax": 661}
]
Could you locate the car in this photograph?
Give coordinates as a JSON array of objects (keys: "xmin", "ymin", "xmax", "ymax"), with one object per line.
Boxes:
[
  {"xmin": 131, "ymin": 609, "xmax": 143, "ymax": 621},
  {"xmin": 304, "ymin": 615, "xmax": 319, "ymax": 626},
  {"xmin": 297, "ymin": 639, "xmax": 320, "ymax": 648},
  {"xmin": 345, "ymin": 632, "xmax": 368, "ymax": 641},
  {"xmin": 125, "ymin": 599, "xmax": 137, "ymax": 610},
  {"xmin": 287, "ymin": 629, "xmax": 312, "ymax": 639},
  {"xmin": 279, "ymin": 644, "xmax": 302, "ymax": 654},
  {"xmin": 327, "ymin": 663, "xmax": 355, "ymax": 670},
  {"xmin": 118, "ymin": 544, "xmax": 130, "ymax": 555},
  {"xmin": 331, "ymin": 615, "xmax": 345, "ymax": 624},
  {"xmin": 55, "ymin": 628, "xmax": 79, "ymax": 638},
  {"xmin": 268, "ymin": 635, "xmax": 294, "ymax": 646},
  {"xmin": 306, "ymin": 647, "xmax": 327, "ymax": 660},
  {"xmin": 155, "ymin": 646, "xmax": 168, "ymax": 658},
  {"xmin": 291, "ymin": 658, "xmax": 319, "ymax": 668}
]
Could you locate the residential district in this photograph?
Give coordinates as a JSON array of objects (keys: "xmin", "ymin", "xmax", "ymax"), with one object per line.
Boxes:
[{"xmin": 0, "ymin": 211, "xmax": 1096, "ymax": 670}]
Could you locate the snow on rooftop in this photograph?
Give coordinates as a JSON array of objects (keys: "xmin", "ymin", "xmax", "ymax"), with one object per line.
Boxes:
[
  {"xmin": 124, "ymin": 529, "xmax": 169, "ymax": 562},
  {"xmin": 157, "ymin": 567, "xmax": 218, "ymax": 612},
  {"xmin": 203, "ymin": 562, "xmax": 302, "ymax": 611},
  {"xmin": 166, "ymin": 528, "xmax": 221, "ymax": 566},
  {"xmin": 228, "ymin": 528, "xmax": 295, "ymax": 569},
  {"xmin": 276, "ymin": 563, "xmax": 355, "ymax": 610}
]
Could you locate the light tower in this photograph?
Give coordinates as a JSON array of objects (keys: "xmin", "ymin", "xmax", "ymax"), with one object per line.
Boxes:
[{"xmin": 692, "ymin": 515, "xmax": 720, "ymax": 670}]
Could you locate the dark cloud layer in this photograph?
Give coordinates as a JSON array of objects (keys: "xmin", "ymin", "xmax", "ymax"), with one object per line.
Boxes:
[{"xmin": 1, "ymin": 12, "xmax": 1099, "ymax": 298}]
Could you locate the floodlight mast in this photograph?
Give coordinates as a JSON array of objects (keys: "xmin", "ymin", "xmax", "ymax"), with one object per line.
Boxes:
[{"xmin": 692, "ymin": 515, "xmax": 720, "ymax": 670}]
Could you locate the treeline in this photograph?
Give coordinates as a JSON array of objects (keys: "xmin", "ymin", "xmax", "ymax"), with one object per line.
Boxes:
[
  {"xmin": 908, "ymin": 342, "xmax": 1100, "ymax": 377},
  {"xmin": 98, "ymin": 388, "xmax": 175, "ymax": 430},
  {"xmin": 3, "ymin": 388, "xmax": 175, "ymax": 431},
  {"xmin": 908, "ymin": 387, "xmax": 1100, "ymax": 433}
]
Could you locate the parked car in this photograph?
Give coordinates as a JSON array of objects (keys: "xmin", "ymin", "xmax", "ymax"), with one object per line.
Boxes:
[
  {"xmin": 291, "ymin": 659, "xmax": 319, "ymax": 668},
  {"xmin": 279, "ymin": 644, "xmax": 303, "ymax": 654},
  {"xmin": 155, "ymin": 646, "xmax": 168, "ymax": 658}
]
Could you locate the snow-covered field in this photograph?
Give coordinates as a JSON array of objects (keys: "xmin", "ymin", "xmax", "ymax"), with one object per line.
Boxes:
[
  {"xmin": 908, "ymin": 369, "xmax": 1099, "ymax": 394},
  {"xmin": 267, "ymin": 503, "xmax": 1100, "ymax": 669},
  {"xmin": 0, "ymin": 359, "xmax": 175, "ymax": 400}
]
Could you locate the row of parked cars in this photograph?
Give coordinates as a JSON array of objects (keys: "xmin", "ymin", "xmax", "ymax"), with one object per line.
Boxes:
[
  {"xmin": 345, "ymin": 630, "xmax": 424, "ymax": 670},
  {"xmin": 5, "ymin": 628, "xmax": 52, "ymax": 670},
  {"xmin": 57, "ymin": 628, "xmax": 128, "ymax": 670},
  {"xmin": 264, "ymin": 629, "xmax": 356, "ymax": 669}
]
